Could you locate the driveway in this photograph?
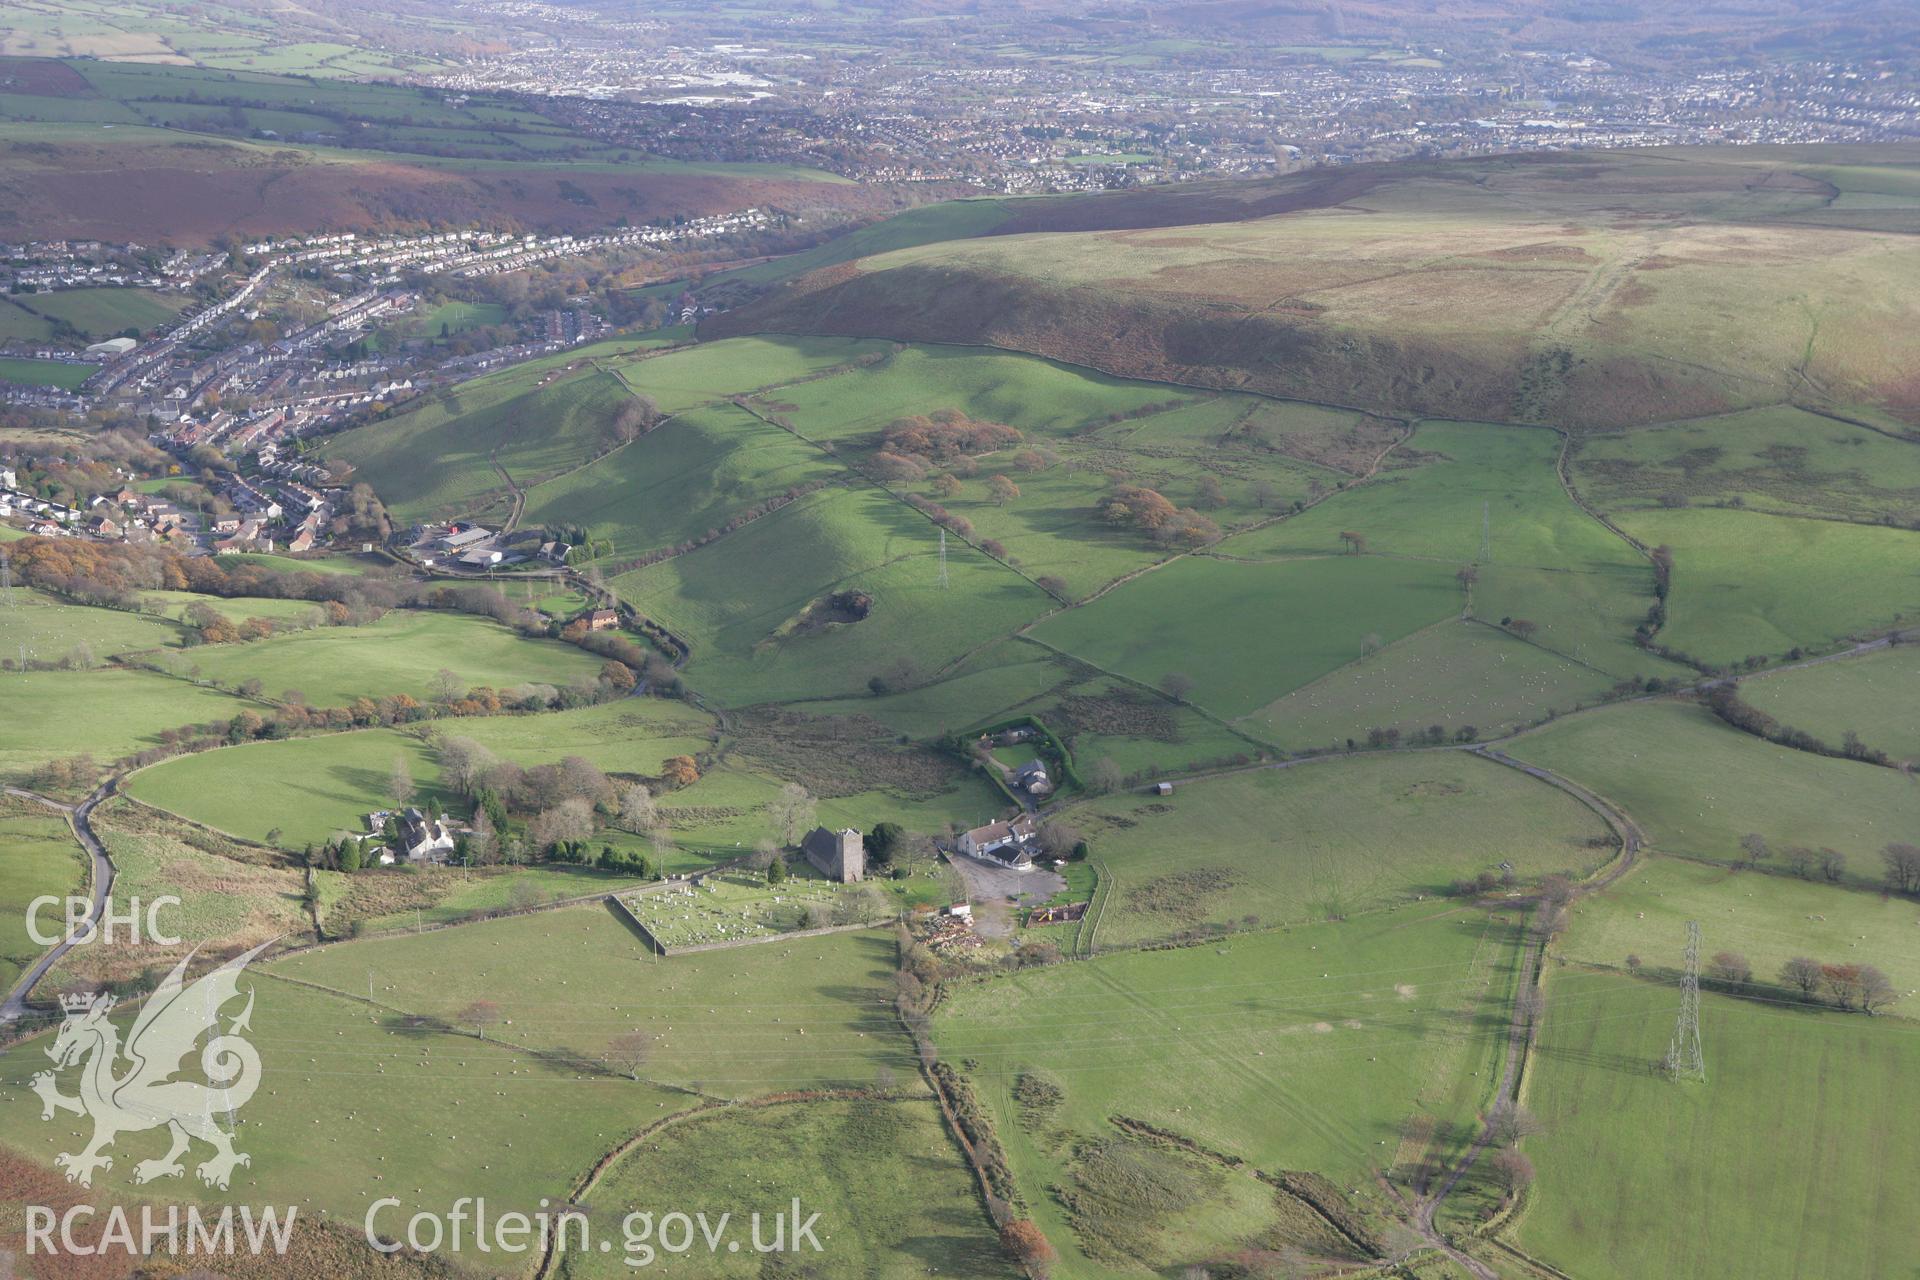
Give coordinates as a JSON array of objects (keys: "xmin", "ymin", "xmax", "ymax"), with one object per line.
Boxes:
[{"xmin": 947, "ymin": 853, "xmax": 1065, "ymax": 938}]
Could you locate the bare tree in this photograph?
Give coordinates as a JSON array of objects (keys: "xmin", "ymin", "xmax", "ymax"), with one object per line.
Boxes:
[
  {"xmin": 387, "ymin": 756, "xmax": 415, "ymax": 807},
  {"xmin": 619, "ymin": 783, "xmax": 657, "ymax": 834},
  {"xmin": 429, "ymin": 667, "xmax": 465, "ymax": 704},
  {"xmin": 1489, "ymin": 1148, "xmax": 1534, "ymax": 1197},
  {"xmin": 1738, "ymin": 832, "xmax": 1769, "ymax": 869},
  {"xmin": 1161, "ymin": 672, "xmax": 1196, "ymax": 701},
  {"xmin": 1858, "ymin": 965, "xmax": 1895, "ymax": 1015},
  {"xmin": 1783, "ymin": 845, "xmax": 1816, "ymax": 879},
  {"xmin": 1780, "ymin": 956, "xmax": 1823, "ymax": 1001},
  {"xmin": 437, "ymin": 736, "xmax": 496, "ymax": 796},
  {"xmin": 606, "ymin": 1029, "xmax": 655, "ymax": 1079},
  {"xmin": 456, "ymin": 1000, "xmax": 502, "ymax": 1039},
  {"xmin": 1707, "ymin": 951, "xmax": 1752, "ymax": 987},
  {"xmin": 1088, "ymin": 756, "xmax": 1125, "ymax": 794},
  {"xmin": 1490, "ymin": 1101, "xmax": 1543, "ymax": 1148},
  {"xmin": 467, "ymin": 807, "xmax": 500, "ymax": 866},
  {"xmin": 1882, "ymin": 842, "xmax": 1920, "ymax": 895},
  {"xmin": 768, "ymin": 782, "xmax": 817, "ymax": 846},
  {"xmin": 1819, "ymin": 848, "xmax": 1847, "ymax": 883}
]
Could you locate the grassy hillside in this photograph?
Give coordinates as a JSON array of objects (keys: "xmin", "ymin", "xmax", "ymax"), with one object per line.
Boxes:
[
  {"xmin": 0, "ymin": 797, "xmax": 84, "ymax": 994},
  {"xmin": 1742, "ymin": 642, "xmax": 1920, "ymax": 761},
  {"xmin": 1029, "ymin": 554, "xmax": 1463, "ymax": 719},
  {"xmin": 716, "ymin": 148, "xmax": 1920, "ymax": 429},
  {"xmin": 616, "ymin": 485, "xmax": 1054, "ymax": 706},
  {"xmin": 1519, "ymin": 973, "xmax": 1920, "ymax": 1280},
  {"xmin": 937, "ymin": 902, "xmax": 1523, "ymax": 1277},
  {"xmin": 1615, "ymin": 508, "xmax": 1920, "ymax": 664},
  {"xmin": 1508, "ymin": 699, "xmax": 1920, "ymax": 882},
  {"xmin": 1065, "ymin": 751, "xmax": 1610, "ymax": 942}
]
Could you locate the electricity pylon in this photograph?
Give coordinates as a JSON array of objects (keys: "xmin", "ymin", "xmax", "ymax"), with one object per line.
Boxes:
[{"xmin": 1663, "ymin": 920, "xmax": 1706, "ymax": 1082}]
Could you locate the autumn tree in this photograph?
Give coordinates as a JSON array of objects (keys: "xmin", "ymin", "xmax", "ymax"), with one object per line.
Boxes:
[
  {"xmin": 986, "ymin": 474, "xmax": 1020, "ymax": 505},
  {"xmin": 660, "ymin": 755, "xmax": 700, "ymax": 789},
  {"xmin": 999, "ymin": 1220, "xmax": 1057, "ymax": 1275}
]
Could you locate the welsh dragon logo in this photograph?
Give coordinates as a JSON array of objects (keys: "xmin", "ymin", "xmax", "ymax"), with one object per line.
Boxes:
[{"xmin": 30, "ymin": 942, "xmax": 269, "ymax": 1191}]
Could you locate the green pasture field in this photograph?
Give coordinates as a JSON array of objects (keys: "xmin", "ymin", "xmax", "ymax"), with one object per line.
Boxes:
[
  {"xmin": 124, "ymin": 728, "xmax": 454, "ymax": 846},
  {"xmin": 1067, "ymin": 751, "xmax": 1611, "ymax": 942},
  {"xmin": 125, "ymin": 699, "xmax": 715, "ymax": 846},
  {"xmin": 1468, "ymin": 562, "xmax": 1692, "ymax": 681},
  {"xmin": 518, "ymin": 403, "xmax": 840, "ymax": 561},
  {"xmin": 0, "ymin": 356, "xmax": 93, "ymax": 389},
  {"xmin": 328, "ymin": 366, "xmax": 639, "ymax": 521},
  {"xmin": 0, "ymin": 299, "xmax": 56, "ymax": 342},
  {"xmin": 604, "ymin": 335, "xmax": 888, "ymax": 414},
  {"xmin": 447, "ymin": 697, "xmax": 717, "ymax": 773},
  {"xmin": 0, "ymin": 978, "xmax": 688, "ymax": 1241},
  {"xmin": 751, "ymin": 638, "xmax": 1066, "ymax": 741},
  {"xmin": 1570, "ymin": 404, "xmax": 1920, "ymax": 524},
  {"xmin": 1001, "ymin": 665, "xmax": 1263, "ymax": 778},
  {"xmin": 1741, "ymin": 642, "xmax": 1920, "ymax": 761},
  {"xmin": 762, "ymin": 345, "xmax": 1355, "ymax": 596},
  {"xmin": 654, "ymin": 760, "xmax": 1003, "ymax": 856},
  {"xmin": 765, "ymin": 343, "xmax": 1210, "ymax": 442},
  {"xmin": 391, "ymin": 299, "xmax": 506, "ymax": 341},
  {"xmin": 1219, "ymin": 420, "xmax": 1637, "ymax": 573},
  {"xmin": 558, "ymin": 1098, "xmax": 1005, "ymax": 1280},
  {"xmin": 1558, "ymin": 855, "xmax": 1920, "ymax": 1010},
  {"xmin": 158, "ymin": 608, "xmax": 606, "ymax": 706},
  {"xmin": 937, "ymin": 902, "xmax": 1523, "ymax": 1276},
  {"xmin": 0, "ymin": 92, "xmax": 141, "ymax": 125},
  {"xmin": 1507, "ymin": 700, "xmax": 1920, "ymax": 882},
  {"xmin": 218, "ymin": 551, "xmax": 377, "ymax": 575},
  {"xmin": 0, "ymin": 588, "xmax": 185, "ymax": 657},
  {"xmin": 1029, "ymin": 553, "xmax": 1463, "ymax": 719},
  {"xmin": 1517, "ymin": 972, "xmax": 1920, "ymax": 1280},
  {"xmin": 0, "ymin": 798, "xmax": 83, "ymax": 996},
  {"xmin": 271, "ymin": 908, "xmax": 913, "ymax": 1096},
  {"xmin": 136, "ymin": 590, "xmax": 329, "ymax": 625},
  {"xmin": 20, "ymin": 285, "xmax": 187, "ymax": 337},
  {"xmin": 1253, "ymin": 618, "xmax": 1617, "ymax": 747},
  {"xmin": 615, "ymin": 486, "xmax": 1054, "ymax": 707},
  {"xmin": 1614, "ymin": 507, "xmax": 1920, "ymax": 664},
  {"xmin": 329, "ymin": 337, "xmax": 873, "ymax": 523},
  {"xmin": 353, "ymin": 863, "xmax": 653, "ymax": 933},
  {"xmin": 0, "ymin": 667, "xmax": 255, "ymax": 788}
]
